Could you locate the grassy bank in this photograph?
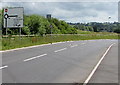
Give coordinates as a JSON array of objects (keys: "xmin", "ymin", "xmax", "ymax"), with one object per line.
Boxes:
[{"xmin": 1, "ymin": 34, "xmax": 119, "ymax": 50}]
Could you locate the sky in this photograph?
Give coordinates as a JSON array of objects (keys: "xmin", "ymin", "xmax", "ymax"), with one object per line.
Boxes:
[{"xmin": 0, "ymin": 0, "xmax": 119, "ymax": 23}]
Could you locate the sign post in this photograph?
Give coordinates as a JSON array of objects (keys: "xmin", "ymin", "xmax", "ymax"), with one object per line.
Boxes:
[
  {"xmin": 4, "ymin": 9, "xmax": 8, "ymax": 36},
  {"xmin": 46, "ymin": 14, "xmax": 52, "ymax": 44}
]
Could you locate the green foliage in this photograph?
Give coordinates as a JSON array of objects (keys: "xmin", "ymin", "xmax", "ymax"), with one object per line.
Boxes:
[
  {"xmin": 1, "ymin": 13, "xmax": 78, "ymax": 35},
  {"xmin": 114, "ymin": 28, "xmax": 120, "ymax": 33},
  {"xmin": 74, "ymin": 23, "xmax": 94, "ymax": 32},
  {"xmin": 52, "ymin": 18, "xmax": 61, "ymax": 27},
  {"xmin": 23, "ymin": 15, "xmax": 78, "ymax": 35},
  {"xmin": 113, "ymin": 24, "xmax": 120, "ymax": 33},
  {"xmin": 38, "ymin": 25, "xmax": 46, "ymax": 36},
  {"xmin": 73, "ymin": 22, "xmax": 120, "ymax": 33},
  {"xmin": 24, "ymin": 15, "xmax": 49, "ymax": 35},
  {"xmin": 93, "ymin": 26, "xmax": 99, "ymax": 32},
  {"xmin": 22, "ymin": 26, "xmax": 30, "ymax": 35},
  {"xmin": 51, "ymin": 23, "xmax": 61, "ymax": 34},
  {"xmin": 77, "ymin": 30, "xmax": 94, "ymax": 34},
  {"xmin": 27, "ymin": 15, "xmax": 41, "ymax": 34},
  {"xmin": 0, "ymin": 10, "xmax": 2, "ymax": 29},
  {"xmin": 66, "ymin": 27, "xmax": 77, "ymax": 34},
  {"xmin": 87, "ymin": 26, "xmax": 94, "ymax": 31}
]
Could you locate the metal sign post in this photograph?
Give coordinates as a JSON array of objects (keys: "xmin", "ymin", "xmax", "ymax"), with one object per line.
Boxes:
[
  {"xmin": 50, "ymin": 24, "xmax": 53, "ymax": 44},
  {"xmin": 46, "ymin": 14, "xmax": 52, "ymax": 44},
  {"xmin": 5, "ymin": 19, "xmax": 7, "ymax": 36},
  {"xmin": 20, "ymin": 28, "xmax": 21, "ymax": 36},
  {"xmin": 4, "ymin": 9, "xmax": 8, "ymax": 36}
]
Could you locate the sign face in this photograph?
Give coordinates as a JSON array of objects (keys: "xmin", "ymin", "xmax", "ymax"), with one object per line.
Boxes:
[
  {"xmin": 46, "ymin": 14, "xmax": 51, "ymax": 19},
  {"xmin": 119, "ymin": 1, "xmax": 120, "ymax": 23},
  {"xmin": 4, "ymin": 7, "xmax": 24, "ymax": 28}
]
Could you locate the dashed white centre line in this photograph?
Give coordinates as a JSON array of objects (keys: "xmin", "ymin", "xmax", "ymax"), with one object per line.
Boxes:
[
  {"xmin": 24, "ymin": 54, "xmax": 47, "ymax": 62},
  {"xmin": 81, "ymin": 43, "xmax": 86, "ymax": 45},
  {"xmin": 0, "ymin": 66, "xmax": 8, "ymax": 70},
  {"xmin": 71, "ymin": 45, "xmax": 78, "ymax": 48},
  {"xmin": 54, "ymin": 48, "xmax": 67, "ymax": 53}
]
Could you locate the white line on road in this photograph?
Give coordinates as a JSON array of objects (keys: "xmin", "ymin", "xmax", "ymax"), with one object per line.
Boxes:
[
  {"xmin": 0, "ymin": 66, "xmax": 8, "ymax": 70},
  {"xmin": 54, "ymin": 48, "xmax": 67, "ymax": 53},
  {"xmin": 83, "ymin": 43, "xmax": 115, "ymax": 85},
  {"xmin": 24, "ymin": 54, "xmax": 47, "ymax": 62},
  {"xmin": 71, "ymin": 45, "xmax": 78, "ymax": 48},
  {"xmin": 81, "ymin": 43, "xmax": 86, "ymax": 45},
  {"xmin": 0, "ymin": 51, "xmax": 3, "ymax": 52}
]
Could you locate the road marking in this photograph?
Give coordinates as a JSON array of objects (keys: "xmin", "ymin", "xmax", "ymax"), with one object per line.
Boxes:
[
  {"xmin": 71, "ymin": 45, "xmax": 78, "ymax": 48},
  {"xmin": 0, "ymin": 66, "xmax": 8, "ymax": 70},
  {"xmin": 54, "ymin": 48, "xmax": 67, "ymax": 53},
  {"xmin": 66, "ymin": 41, "xmax": 74, "ymax": 43},
  {"xmin": 83, "ymin": 43, "xmax": 115, "ymax": 85},
  {"xmin": 24, "ymin": 54, "xmax": 47, "ymax": 62},
  {"xmin": 81, "ymin": 43, "xmax": 85, "ymax": 45}
]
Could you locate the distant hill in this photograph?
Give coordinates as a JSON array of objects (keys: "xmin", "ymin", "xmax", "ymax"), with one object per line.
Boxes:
[{"xmin": 68, "ymin": 22, "xmax": 120, "ymax": 33}]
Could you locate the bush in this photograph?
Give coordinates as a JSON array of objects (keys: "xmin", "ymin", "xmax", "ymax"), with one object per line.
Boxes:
[
  {"xmin": 67, "ymin": 28, "xmax": 77, "ymax": 34},
  {"xmin": 114, "ymin": 28, "xmax": 120, "ymax": 33},
  {"xmin": 38, "ymin": 25, "xmax": 46, "ymax": 36},
  {"xmin": 22, "ymin": 26, "xmax": 30, "ymax": 35}
]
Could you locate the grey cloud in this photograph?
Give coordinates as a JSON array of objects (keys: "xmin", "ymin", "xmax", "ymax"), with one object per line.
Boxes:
[{"xmin": 2, "ymin": 2, "xmax": 118, "ymax": 22}]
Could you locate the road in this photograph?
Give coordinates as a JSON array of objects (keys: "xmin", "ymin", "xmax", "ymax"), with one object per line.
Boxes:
[
  {"xmin": 1, "ymin": 39, "xmax": 118, "ymax": 84},
  {"xmin": 89, "ymin": 42, "xmax": 118, "ymax": 84}
]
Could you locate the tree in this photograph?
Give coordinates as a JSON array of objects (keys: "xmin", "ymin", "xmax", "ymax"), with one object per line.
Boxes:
[
  {"xmin": 66, "ymin": 27, "xmax": 77, "ymax": 34},
  {"xmin": 27, "ymin": 15, "xmax": 41, "ymax": 34},
  {"xmin": 93, "ymin": 26, "xmax": 99, "ymax": 32},
  {"xmin": 25, "ymin": 15, "xmax": 48, "ymax": 35},
  {"xmin": 1, "ymin": 12, "xmax": 78, "ymax": 35},
  {"xmin": 114, "ymin": 28, "xmax": 120, "ymax": 33},
  {"xmin": 51, "ymin": 23, "xmax": 61, "ymax": 34},
  {"xmin": 88, "ymin": 26, "xmax": 94, "ymax": 31},
  {"xmin": 22, "ymin": 26, "xmax": 30, "ymax": 35},
  {"xmin": 38, "ymin": 25, "xmax": 46, "ymax": 36}
]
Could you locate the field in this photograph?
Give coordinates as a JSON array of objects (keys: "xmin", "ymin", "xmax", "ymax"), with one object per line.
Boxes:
[{"xmin": 1, "ymin": 32, "xmax": 119, "ymax": 50}]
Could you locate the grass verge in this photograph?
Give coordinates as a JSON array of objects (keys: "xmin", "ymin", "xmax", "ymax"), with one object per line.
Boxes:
[{"xmin": 1, "ymin": 34, "xmax": 120, "ymax": 50}]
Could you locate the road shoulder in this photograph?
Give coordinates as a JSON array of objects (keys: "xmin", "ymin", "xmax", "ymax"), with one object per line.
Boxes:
[{"xmin": 89, "ymin": 43, "xmax": 118, "ymax": 83}]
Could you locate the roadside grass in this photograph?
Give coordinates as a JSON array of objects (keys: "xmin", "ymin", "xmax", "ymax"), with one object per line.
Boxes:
[
  {"xmin": 77, "ymin": 30, "xmax": 117, "ymax": 35},
  {"xmin": 1, "ymin": 34, "xmax": 119, "ymax": 50},
  {"xmin": 77, "ymin": 30, "xmax": 96, "ymax": 34}
]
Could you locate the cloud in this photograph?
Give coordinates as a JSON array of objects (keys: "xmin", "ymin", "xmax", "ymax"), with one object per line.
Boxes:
[
  {"xmin": 1, "ymin": 2, "xmax": 118, "ymax": 23},
  {"xmin": 1, "ymin": 0, "xmax": 120, "ymax": 2}
]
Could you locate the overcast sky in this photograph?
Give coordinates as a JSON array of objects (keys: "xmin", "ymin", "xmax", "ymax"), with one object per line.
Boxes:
[{"xmin": 1, "ymin": 0, "xmax": 119, "ymax": 23}]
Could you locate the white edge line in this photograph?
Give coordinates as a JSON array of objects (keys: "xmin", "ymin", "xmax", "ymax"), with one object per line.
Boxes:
[
  {"xmin": 83, "ymin": 43, "xmax": 115, "ymax": 85},
  {"xmin": 24, "ymin": 54, "xmax": 47, "ymax": 62},
  {"xmin": 0, "ymin": 66, "xmax": 8, "ymax": 70},
  {"xmin": 54, "ymin": 48, "xmax": 67, "ymax": 53},
  {"xmin": 71, "ymin": 45, "xmax": 78, "ymax": 48}
]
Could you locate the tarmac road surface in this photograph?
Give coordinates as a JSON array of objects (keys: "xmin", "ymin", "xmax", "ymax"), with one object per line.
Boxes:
[{"xmin": 1, "ymin": 39, "xmax": 118, "ymax": 83}]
